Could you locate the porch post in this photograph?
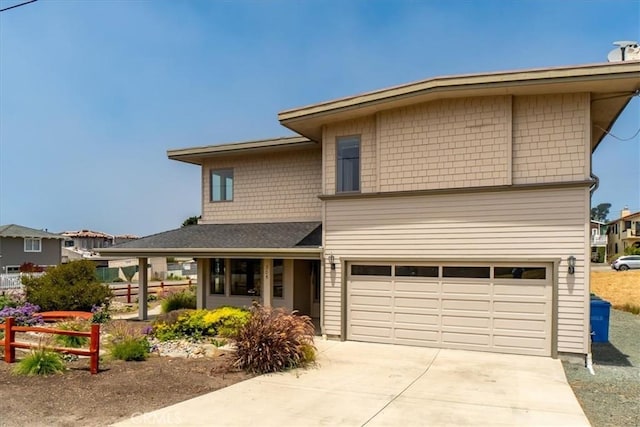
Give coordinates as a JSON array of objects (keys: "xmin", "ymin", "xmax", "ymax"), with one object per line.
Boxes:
[
  {"xmin": 138, "ymin": 257, "xmax": 148, "ymax": 320},
  {"xmin": 262, "ymin": 258, "xmax": 272, "ymax": 308},
  {"xmin": 196, "ymin": 258, "xmax": 208, "ymax": 309}
]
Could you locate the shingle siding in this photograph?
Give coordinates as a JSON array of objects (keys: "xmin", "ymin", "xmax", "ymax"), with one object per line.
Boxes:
[
  {"xmin": 201, "ymin": 147, "xmax": 322, "ymax": 223},
  {"xmin": 512, "ymin": 94, "xmax": 589, "ymax": 184}
]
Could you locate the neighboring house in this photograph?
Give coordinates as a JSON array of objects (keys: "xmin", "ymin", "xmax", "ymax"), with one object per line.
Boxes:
[
  {"xmin": 101, "ymin": 61, "xmax": 640, "ymax": 359},
  {"xmin": 590, "ymin": 220, "xmax": 608, "ymax": 262},
  {"xmin": 0, "ymin": 224, "xmax": 65, "ymax": 273},
  {"xmin": 61, "ymin": 229, "xmax": 117, "ymax": 251},
  {"xmin": 606, "ymin": 207, "xmax": 640, "ymax": 257}
]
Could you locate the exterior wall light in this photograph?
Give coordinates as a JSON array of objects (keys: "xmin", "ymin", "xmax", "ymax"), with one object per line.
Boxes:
[
  {"xmin": 329, "ymin": 254, "xmax": 336, "ymax": 270},
  {"xmin": 568, "ymin": 256, "xmax": 576, "ymax": 275}
]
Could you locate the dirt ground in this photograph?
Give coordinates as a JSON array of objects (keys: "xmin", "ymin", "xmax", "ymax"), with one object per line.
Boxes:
[{"xmin": 0, "ymin": 351, "xmax": 253, "ymax": 427}]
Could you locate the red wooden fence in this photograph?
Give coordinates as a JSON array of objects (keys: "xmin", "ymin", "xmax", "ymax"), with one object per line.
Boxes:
[
  {"xmin": 114, "ymin": 280, "xmax": 192, "ymax": 304},
  {"xmin": 0, "ymin": 317, "xmax": 100, "ymax": 374}
]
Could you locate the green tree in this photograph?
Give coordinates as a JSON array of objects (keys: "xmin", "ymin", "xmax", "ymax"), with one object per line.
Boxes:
[
  {"xmin": 590, "ymin": 203, "xmax": 611, "ymax": 222},
  {"xmin": 22, "ymin": 260, "xmax": 113, "ymax": 312},
  {"xmin": 182, "ymin": 215, "xmax": 201, "ymax": 227}
]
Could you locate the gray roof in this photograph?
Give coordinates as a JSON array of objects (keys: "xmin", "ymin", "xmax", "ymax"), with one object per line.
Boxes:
[
  {"xmin": 0, "ymin": 224, "xmax": 66, "ymax": 239},
  {"xmin": 102, "ymin": 222, "xmax": 321, "ymax": 253}
]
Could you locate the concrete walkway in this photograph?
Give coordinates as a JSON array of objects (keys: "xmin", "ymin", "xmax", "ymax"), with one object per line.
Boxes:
[{"xmin": 114, "ymin": 341, "xmax": 590, "ymax": 426}]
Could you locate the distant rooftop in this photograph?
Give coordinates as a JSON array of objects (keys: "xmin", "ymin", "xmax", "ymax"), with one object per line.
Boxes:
[{"xmin": 0, "ymin": 224, "xmax": 65, "ymax": 239}]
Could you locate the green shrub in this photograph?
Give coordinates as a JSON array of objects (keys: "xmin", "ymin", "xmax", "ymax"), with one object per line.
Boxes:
[
  {"xmin": 13, "ymin": 347, "xmax": 65, "ymax": 376},
  {"xmin": 231, "ymin": 304, "xmax": 316, "ymax": 374},
  {"xmin": 53, "ymin": 320, "xmax": 90, "ymax": 348},
  {"xmin": 22, "ymin": 260, "xmax": 113, "ymax": 312},
  {"xmin": 152, "ymin": 307, "xmax": 249, "ymax": 341},
  {"xmin": 111, "ymin": 338, "xmax": 150, "ymax": 361},
  {"xmin": 160, "ymin": 288, "xmax": 196, "ymax": 313}
]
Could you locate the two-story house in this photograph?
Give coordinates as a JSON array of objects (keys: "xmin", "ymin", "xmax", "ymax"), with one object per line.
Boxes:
[
  {"xmin": 606, "ymin": 207, "xmax": 640, "ymax": 258},
  {"xmin": 0, "ymin": 224, "xmax": 65, "ymax": 273},
  {"xmin": 102, "ymin": 61, "xmax": 640, "ymax": 359}
]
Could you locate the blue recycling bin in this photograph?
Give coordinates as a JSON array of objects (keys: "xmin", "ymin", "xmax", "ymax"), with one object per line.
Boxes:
[{"xmin": 590, "ymin": 297, "xmax": 611, "ymax": 343}]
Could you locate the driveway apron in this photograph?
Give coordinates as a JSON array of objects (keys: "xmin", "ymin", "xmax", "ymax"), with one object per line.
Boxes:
[{"xmin": 114, "ymin": 340, "xmax": 589, "ymax": 426}]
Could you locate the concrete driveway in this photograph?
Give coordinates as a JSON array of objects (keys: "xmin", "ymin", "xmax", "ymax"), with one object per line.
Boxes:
[{"xmin": 115, "ymin": 340, "xmax": 589, "ymax": 426}]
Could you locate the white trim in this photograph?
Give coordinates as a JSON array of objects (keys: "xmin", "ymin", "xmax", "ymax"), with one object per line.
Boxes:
[{"xmin": 24, "ymin": 237, "xmax": 42, "ymax": 253}]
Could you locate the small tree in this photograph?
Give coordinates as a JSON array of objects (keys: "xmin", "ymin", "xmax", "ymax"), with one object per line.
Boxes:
[
  {"xmin": 22, "ymin": 260, "xmax": 113, "ymax": 312},
  {"xmin": 590, "ymin": 203, "xmax": 611, "ymax": 222},
  {"xmin": 181, "ymin": 216, "xmax": 201, "ymax": 227}
]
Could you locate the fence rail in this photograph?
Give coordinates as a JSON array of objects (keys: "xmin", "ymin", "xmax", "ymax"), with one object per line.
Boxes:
[
  {"xmin": 0, "ymin": 316, "xmax": 100, "ymax": 374},
  {"xmin": 111, "ymin": 280, "xmax": 192, "ymax": 303}
]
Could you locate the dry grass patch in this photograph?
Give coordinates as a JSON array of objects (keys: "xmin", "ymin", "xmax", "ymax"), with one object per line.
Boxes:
[{"xmin": 591, "ymin": 270, "xmax": 640, "ymax": 313}]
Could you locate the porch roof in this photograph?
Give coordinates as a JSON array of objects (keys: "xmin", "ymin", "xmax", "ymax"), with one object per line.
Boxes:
[{"xmin": 97, "ymin": 222, "xmax": 322, "ymax": 258}]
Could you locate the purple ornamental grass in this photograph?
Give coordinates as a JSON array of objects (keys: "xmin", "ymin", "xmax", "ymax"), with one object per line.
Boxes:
[{"xmin": 0, "ymin": 302, "xmax": 43, "ymax": 326}]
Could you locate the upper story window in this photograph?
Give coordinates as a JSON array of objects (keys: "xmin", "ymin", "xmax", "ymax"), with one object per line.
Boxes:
[
  {"xmin": 336, "ymin": 136, "xmax": 360, "ymax": 193},
  {"xmin": 24, "ymin": 238, "xmax": 42, "ymax": 252},
  {"xmin": 211, "ymin": 169, "xmax": 234, "ymax": 202}
]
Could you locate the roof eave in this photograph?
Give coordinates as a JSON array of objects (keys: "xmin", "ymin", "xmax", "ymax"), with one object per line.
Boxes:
[
  {"xmin": 167, "ymin": 136, "xmax": 316, "ymax": 165},
  {"xmin": 278, "ymin": 61, "xmax": 640, "ymax": 141},
  {"xmin": 98, "ymin": 247, "xmax": 323, "ymax": 258}
]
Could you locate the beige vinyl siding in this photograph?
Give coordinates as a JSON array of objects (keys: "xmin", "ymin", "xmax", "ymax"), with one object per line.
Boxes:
[
  {"xmin": 201, "ymin": 147, "xmax": 322, "ymax": 223},
  {"xmin": 323, "ymin": 186, "xmax": 589, "ymax": 354},
  {"xmin": 512, "ymin": 93, "xmax": 589, "ymax": 184}
]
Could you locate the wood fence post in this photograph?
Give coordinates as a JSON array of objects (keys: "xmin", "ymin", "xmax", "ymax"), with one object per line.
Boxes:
[
  {"xmin": 90, "ymin": 324, "xmax": 100, "ymax": 374},
  {"xmin": 4, "ymin": 316, "xmax": 15, "ymax": 363},
  {"xmin": 160, "ymin": 281, "xmax": 164, "ymax": 295},
  {"xmin": 127, "ymin": 284, "xmax": 131, "ymax": 304}
]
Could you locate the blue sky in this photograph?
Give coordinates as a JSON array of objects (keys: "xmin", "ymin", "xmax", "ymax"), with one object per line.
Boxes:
[{"xmin": 1, "ymin": 0, "xmax": 639, "ymax": 236}]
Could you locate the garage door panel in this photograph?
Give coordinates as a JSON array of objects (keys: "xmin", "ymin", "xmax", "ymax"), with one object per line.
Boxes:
[
  {"xmin": 395, "ymin": 296, "xmax": 439, "ymax": 310},
  {"xmin": 442, "ymin": 315, "xmax": 491, "ymax": 329},
  {"xmin": 347, "ymin": 262, "xmax": 552, "ymax": 356},
  {"xmin": 494, "ymin": 301, "xmax": 547, "ymax": 315},
  {"xmin": 394, "ymin": 281, "xmax": 439, "ymax": 293},
  {"xmin": 394, "ymin": 312, "xmax": 439, "ymax": 326},
  {"xmin": 442, "ymin": 331, "xmax": 491, "ymax": 346},
  {"xmin": 394, "ymin": 328, "xmax": 440, "ymax": 342},
  {"xmin": 350, "ymin": 281, "xmax": 392, "ymax": 292},
  {"xmin": 493, "ymin": 318, "xmax": 546, "ymax": 332},
  {"xmin": 493, "ymin": 335, "xmax": 546, "ymax": 352},
  {"xmin": 350, "ymin": 325, "xmax": 392, "ymax": 339},
  {"xmin": 442, "ymin": 299, "xmax": 491, "ymax": 312},
  {"xmin": 442, "ymin": 282, "xmax": 491, "ymax": 295},
  {"xmin": 351, "ymin": 295, "xmax": 392, "ymax": 307},
  {"xmin": 351, "ymin": 309, "xmax": 392, "ymax": 322},
  {"xmin": 494, "ymin": 283, "xmax": 547, "ymax": 297}
]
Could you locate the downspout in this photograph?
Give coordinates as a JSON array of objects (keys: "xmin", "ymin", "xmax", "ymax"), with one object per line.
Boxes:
[{"xmin": 587, "ymin": 171, "xmax": 599, "ymax": 375}]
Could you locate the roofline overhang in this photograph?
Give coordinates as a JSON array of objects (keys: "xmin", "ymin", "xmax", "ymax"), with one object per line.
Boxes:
[
  {"xmin": 98, "ymin": 247, "xmax": 323, "ymax": 259},
  {"xmin": 278, "ymin": 61, "xmax": 640, "ymax": 141},
  {"xmin": 167, "ymin": 136, "xmax": 316, "ymax": 165}
]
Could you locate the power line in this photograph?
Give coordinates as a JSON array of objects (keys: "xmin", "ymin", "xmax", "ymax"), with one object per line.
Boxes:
[
  {"xmin": 596, "ymin": 125, "xmax": 640, "ymax": 142},
  {"xmin": 0, "ymin": 0, "xmax": 38, "ymax": 13}
]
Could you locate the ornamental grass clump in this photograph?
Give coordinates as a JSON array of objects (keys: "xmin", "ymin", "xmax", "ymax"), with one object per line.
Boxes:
[
  {"xmin": 160, "ymin": 288, "xmax": 196, "ymax": 313},
  {"xmin": 13, "ymin": 346, "xmax": 66, "ymax": 376},
  {"xmin": 231, "ymin": 303, "xmax": 316, "ymax": 374},
  {"xmin": 105, "ymin": 320, "xmax": 150, "ymax": 361},
  {"xmin": 52, "ymin": 319, "xmax": 90, "ymax": 348}
]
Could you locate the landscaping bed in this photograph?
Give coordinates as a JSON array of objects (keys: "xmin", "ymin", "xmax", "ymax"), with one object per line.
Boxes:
[{"xmin": 0, "ymin": 351, "xmax": 253, "ymax": 427}]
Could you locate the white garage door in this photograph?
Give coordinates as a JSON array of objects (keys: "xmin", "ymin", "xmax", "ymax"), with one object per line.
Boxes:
[{"xmin": 347, "ymin": 262, "xmax": 553, "ymax": 356}]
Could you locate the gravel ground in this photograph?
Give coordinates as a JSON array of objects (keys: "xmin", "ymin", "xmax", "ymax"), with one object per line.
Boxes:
[{"xmin": 562, "ymin": 309, "xmax": 640, "ymax": 427}]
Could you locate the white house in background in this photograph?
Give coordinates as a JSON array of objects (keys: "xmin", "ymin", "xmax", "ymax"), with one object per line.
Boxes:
[{"xmin": 101, "ymin": 61, "xmax": 640, "ymax": 359}]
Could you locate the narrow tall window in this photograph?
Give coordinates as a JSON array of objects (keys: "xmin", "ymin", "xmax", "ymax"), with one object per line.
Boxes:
[
  {"xmin": 24, "ymin": 238, "xmax": 41, "ymax": 252},
  {"xmin": 210, "ymin": 258, "xmax": 225, "ymax": 295},
  {"xmin": 337, "ymin": 136, "xmax": 360, "ymax": 193},
  {"xmin": 273, "ymin": 259, "xmax": 284, "ymax": 298},
  {"xmin": 211, "ymin": 169, "xmax": 234, "ymax": 202}
]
